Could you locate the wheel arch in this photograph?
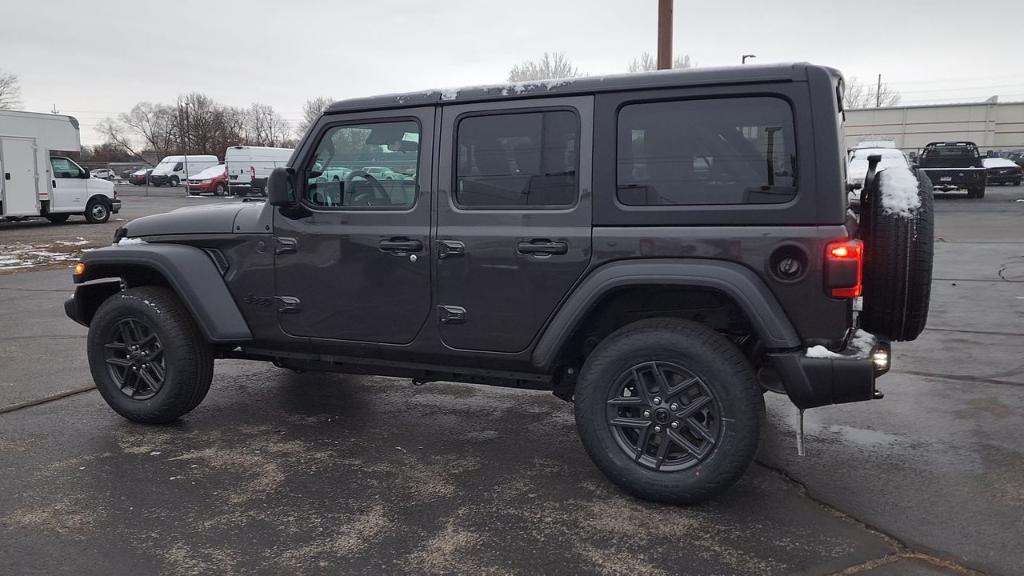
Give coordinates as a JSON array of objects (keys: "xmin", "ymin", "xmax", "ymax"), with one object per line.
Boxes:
[
  {"xmin": 532, "ymin": 259, "xmax": 801, "ymax": 370},
  {"xmin": 71, "ymin": 243, "xmax": 252, "ymax": 343}
]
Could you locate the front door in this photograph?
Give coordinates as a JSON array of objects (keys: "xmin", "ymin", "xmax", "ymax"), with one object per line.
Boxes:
[
  {"xmin": 274, "ymin": 107, "xmax": 434, "ymax": 344},
  {"xmin": 49, "ymin": 156, "xmax": 89, "ymax": 212},
  {"xmin": 1, "ymin": 137, "xmax": 38, "ymax": 216},
  {"xmin": 435, "ymin": 97, "xmax": 593, "ymax": 353}
]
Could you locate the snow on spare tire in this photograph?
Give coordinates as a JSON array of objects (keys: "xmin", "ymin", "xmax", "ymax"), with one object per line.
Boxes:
[{"xmin": 860, "ymin": 163, "xmax": 934, "ymax": 342}]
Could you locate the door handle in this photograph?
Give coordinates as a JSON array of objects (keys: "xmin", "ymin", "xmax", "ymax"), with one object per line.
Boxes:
[
  {"xmin": 4, "ymin": 172, "xmax": 10, "ymax": 181},
  {"xmin": 517, "ymin": 239, "xmax": 568, "ymax": 255},
  {"xmin": 437, "ymin": 240, "xmax": 465, "ymax": 259},
  {"xmin": 379, "ymin": 238, "xmax": 423, "ymax": 253},
  {"xmin": 52, "ymin": 179, "xmax": 57, "ymax": 188}
]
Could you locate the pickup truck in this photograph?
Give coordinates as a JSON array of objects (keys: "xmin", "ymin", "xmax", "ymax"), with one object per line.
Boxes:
[{"xmin": 917, "ymin": 141, "xmax": 987, "ymax": 198}]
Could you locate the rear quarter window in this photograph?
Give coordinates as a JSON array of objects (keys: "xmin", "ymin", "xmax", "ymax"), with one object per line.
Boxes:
[{"xmin": 616, "ymin": 97, "xmax": 797, "ymax": 206}]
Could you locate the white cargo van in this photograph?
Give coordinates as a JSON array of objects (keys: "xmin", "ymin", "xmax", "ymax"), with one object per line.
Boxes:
[
  {"xmin": 0, "ymin": 110, "xmax": 119, "ymax": 224},
  {"xmin": 225, "ymin": 146, "xmax": 293, "ymax": 195},
  {"xmin": 149, "ymin": 155, "xmax": 218, "ymax": 187}
]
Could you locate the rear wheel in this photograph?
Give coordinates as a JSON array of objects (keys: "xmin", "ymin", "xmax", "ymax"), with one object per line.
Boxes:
[
  {"xmin": 967, "ymin": 185, "xmax": 985, "ymax": 198},
  {"xmin": 46, "ymin": 213, "xmax": 70, "ymax": 224},
  {"xmin": 574, "ymin": 318, "xmax": 763, "ymax": 505},
  {"xmin": 88, "ymin": 287, "xmax": 213, "ymax": 424},
  {"xmin": 84, "ymin": 198, "xmax": 110, "ymax": 224}
]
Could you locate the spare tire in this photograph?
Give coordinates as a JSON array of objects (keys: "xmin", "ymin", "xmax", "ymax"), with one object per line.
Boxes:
[{"xmin": 859, "ymin": 166, "xmax": 934, "ymax": 341}]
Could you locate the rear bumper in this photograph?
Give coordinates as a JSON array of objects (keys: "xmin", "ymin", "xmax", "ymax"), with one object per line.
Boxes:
[
  {"xmin": 769, "ymin": 331, "xmax": 890, "ymax": 409},
  {"xmin": 920, "ymin": 168, "xmax": 985, "ymax": 190}
]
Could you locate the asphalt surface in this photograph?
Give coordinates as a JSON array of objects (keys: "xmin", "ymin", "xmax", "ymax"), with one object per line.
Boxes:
[{"xmin": 1, "ymin": 185, "xmax": 1022, "ymax": 575}]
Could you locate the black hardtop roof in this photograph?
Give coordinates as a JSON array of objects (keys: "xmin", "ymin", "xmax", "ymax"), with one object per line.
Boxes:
[{"xmin": 325, "ymin": 62, "xmax": 835, "ymax": 115}]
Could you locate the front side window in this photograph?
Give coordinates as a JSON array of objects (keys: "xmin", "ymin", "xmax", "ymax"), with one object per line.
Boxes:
[
  {"xmin": 50, "ymin": 157, "xmax": 83, "ymax": 178},
  {"xmin": 617, "ymin": 97, "xmax": 797, "ymax": 206},
  {"xmin": 304, "ymin": 120, "xmax": 419, "ymax": 209},
  {"xmin": 455, "ymin": 110, "xmax": 578, "ymax": 208}
]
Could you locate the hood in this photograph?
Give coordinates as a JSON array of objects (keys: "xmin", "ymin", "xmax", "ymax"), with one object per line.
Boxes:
[{"xmin": 121, "ymin": 202, "xmax": 263, "ymax": 237}]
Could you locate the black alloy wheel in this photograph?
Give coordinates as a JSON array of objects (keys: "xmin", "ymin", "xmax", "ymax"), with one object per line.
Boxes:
[
  {"xmin": 606, "ymin": 361, "xmax": 721, "ymax": 472},
  {"xmin": 104, "ymin": 317, "xmax": 166, "ymax": 400}
]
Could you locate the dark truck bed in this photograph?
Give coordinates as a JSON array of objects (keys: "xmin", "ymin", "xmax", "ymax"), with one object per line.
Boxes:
[{"xmin": 918, "ymin": 141, "xmax": 986, "ymax": 193}]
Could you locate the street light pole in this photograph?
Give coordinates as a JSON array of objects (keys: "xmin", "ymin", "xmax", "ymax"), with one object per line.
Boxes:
[
  {"xmin": 657, "ymin": 0, "xmax": 673, "ymax": 70},
  {"xmin": 742, "ymin": 54, "xmax": 756, "ymax": 64},
  {"xmin": 182, "ymin": 101, "xmax": 191, "ymax": 197}
]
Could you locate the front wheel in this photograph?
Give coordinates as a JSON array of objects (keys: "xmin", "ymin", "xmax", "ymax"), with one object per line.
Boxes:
[
  {"xmin": 574, "ymin": 318, "xmax": 763, "ymax": 505},
  {"xmin": 214, "ymin": 183, "xmax": 226, "ymax": 196},
  {"xmin": 88, "ymin": 287, "xmax": 214, "ymax": 424},
  {"xmin": 84, "ymin": 198, "xmax": 110, "ymax": 224},
  {"xmin": 170, "ymin": 176, "xmax": 180, "ymax": 187}
]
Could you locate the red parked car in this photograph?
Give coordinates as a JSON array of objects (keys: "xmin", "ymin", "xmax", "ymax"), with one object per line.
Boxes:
[
  {"xmin": 186, "ymin": 164, "xmax": 228, "ymax": 196},
  {"xmin": 128, "ymin": 168, "xmax": 152, "ymax": 185}
]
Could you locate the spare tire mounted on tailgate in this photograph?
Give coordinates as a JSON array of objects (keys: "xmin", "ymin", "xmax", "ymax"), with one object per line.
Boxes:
[{"xmin": 859, "ymin": 157, "xmax": 934, "ymax": 342}]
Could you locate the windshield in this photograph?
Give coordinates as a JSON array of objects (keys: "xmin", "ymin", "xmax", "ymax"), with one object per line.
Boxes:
[{"xmin": 154, "ymin": 161, "xmax": 176, "ymax": 172}]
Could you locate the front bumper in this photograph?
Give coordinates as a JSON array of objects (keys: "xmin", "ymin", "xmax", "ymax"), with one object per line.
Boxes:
[
  {"xmin": 769, "ymin": 331, "xmax": 890, "ymax": 409},
  {"xmin": 110, "ymin": 199, "xmax": 121, "ymax": 214},
  {"xmin": 150, "ymin": 174, "xmax": 171, "ymax": 185}
]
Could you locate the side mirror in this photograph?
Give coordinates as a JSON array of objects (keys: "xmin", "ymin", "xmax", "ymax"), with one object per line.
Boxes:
[
  {"xmin": 80, "ymin": 170, "xmax": 91, "ymax": 179},
  {"xmin": 267, "ymin": 167, "xmax": 296, "ymax": 207}
]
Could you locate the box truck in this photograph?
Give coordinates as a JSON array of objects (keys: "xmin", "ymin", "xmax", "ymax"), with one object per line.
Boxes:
[
  {"xmin": 0, "ymin": 110, "xmax": 119, "ymax": 224},
  {"xmin": 225, "ymin": 146, "xmax": 293, "ymax": 195}
]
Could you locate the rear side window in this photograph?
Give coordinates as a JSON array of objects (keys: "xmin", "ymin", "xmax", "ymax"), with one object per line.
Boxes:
[
  {"xmin": 455, "ymin": 110, "xmax": 579, "ymax": 208},
  {"xmin": 617, "ymin": 97, "xmax": 797, "ymax": 206}
]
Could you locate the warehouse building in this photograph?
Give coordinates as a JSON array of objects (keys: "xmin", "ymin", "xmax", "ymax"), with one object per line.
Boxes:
[{"xmin": 844, "ymin": 99, "xmax": 1024, "ymax": 155}]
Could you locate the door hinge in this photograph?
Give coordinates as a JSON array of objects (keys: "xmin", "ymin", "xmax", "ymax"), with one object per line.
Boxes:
[
  {"xmin": 438, "ymin": 305, "xmax": 467, "ymax": 324},
  {"xmin": 276, "ymin": 237, "xmax": 297, "ymax": 255}
]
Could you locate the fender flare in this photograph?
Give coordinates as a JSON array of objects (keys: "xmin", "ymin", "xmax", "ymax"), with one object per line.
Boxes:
[
  {"xmin": 74, "ymin": 243, "xmax": 252, "ymax": 343},
  {"xmin": 531, "ymin": 258, "xmax": 801, "ymax": 369}
]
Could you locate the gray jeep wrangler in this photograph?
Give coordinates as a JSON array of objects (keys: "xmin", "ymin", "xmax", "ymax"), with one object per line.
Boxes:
[{"xmin": 66, "ymin": 63, "xmax": 933, "ymax": 504}]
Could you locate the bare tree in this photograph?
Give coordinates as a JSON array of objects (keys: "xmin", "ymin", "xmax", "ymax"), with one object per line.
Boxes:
[
  {"xmin": 246, "ymin": 103, "xmax": 290, "ymax": 147},
  {"xmin": 843, "ymin": 77, "xmax": 902, "ymax": 109},
  {"xmin": 100, "ymin": 103, "xmax": 179, "ymax": 160},
  {"xmin": 0, "ymin": 69, "xmax": 22, "ymax": 110},
  {"xmin": 508, "ymin": 52, "xmax": 581, "ymax": 82},
  {"xmin": 628, "ymin": 52, "xmax": 694, "ymax": 72},
  {"xmin": 296, "ymin": 96, "xmax": 333, "ymax": 137}
]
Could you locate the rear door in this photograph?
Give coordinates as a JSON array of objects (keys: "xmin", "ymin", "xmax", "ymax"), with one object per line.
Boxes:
[
  {"xmin": 0, "ymin": 137, "xmax": 39, "ymax": 216},
  {"xmin": 435, "ymin": 96, "xmax": 593, "ymax": 353}
]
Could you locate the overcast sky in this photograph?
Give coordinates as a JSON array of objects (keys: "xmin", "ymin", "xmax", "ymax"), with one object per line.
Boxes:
[{"xmin": 4, "ymin": 0, "xmax": 1021, "ymax": 145}]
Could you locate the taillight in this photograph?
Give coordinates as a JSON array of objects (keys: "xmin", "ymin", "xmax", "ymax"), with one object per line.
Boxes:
[{"xmin": 825, "ymin": 240, "xmax": 863, "ymax": 298}]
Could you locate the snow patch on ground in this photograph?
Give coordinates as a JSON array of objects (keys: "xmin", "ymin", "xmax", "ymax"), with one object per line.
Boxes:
[
  {"xmin": 878, "ymin": 165, "xmax": 922, "ymax": 218},
  {"xmin": 0, "ymin": 240, "xmax": 94, "ymax": 272},
  {"xmin": 806, "ymin": 345, "xmax": 842, "ymax": 359},
  {"xmin": 117, "ymin": 237, "xmax": 147, "ymax": 246},
  {"xmin": 848, "ymin": 330, "xmax": 876, "ymax": 356}
]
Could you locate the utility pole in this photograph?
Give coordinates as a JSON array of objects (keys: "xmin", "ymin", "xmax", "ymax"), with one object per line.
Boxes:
[
  {"xmin": 876, "ymin": 73, "xmax": 882, "ymax": 108},
  {"xmin": 657, "ymin": 0, "xmax": 673, "ymax": 70}
]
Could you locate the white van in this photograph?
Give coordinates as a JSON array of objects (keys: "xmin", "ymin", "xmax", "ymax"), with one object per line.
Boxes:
[
  {"xmin": 0, "ymin": 110, "xmax": 119, "ymax": 224},
  {"xmin": 225, "ymin": 146, "xmax": 293, "ymax": 195},
  {"xmin": 149, "ymin": 155, "xmax": 218, "ymax": 187}
]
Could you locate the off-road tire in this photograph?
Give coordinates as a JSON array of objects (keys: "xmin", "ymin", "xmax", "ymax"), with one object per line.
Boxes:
[
  {"xmin": 84, "ymin": 198, "xmax": 111, "ymax": 224},
  {"xmin": 46, "ymin": 213, "xmax": 70, "ymax": 224},
  {"xmin": 88, "ymin": 287, "xmax": 214, "ymax": 424},
  {"xmin": 861, "ymin": 170, "xmax": 934, "ymax": 341},
  {"xmin": 574, "ymin": 318, "xmax": 763, "ymax": 505}
]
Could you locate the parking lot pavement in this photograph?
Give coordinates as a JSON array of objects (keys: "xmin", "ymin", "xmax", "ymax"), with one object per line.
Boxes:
[
  {"xmin": 2, "ymin": 187, "xmax": 1022, "ymax": 575},
  {"xmin": 0, "ymin": 193, "xmax": 238, "ymax": 274}
]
